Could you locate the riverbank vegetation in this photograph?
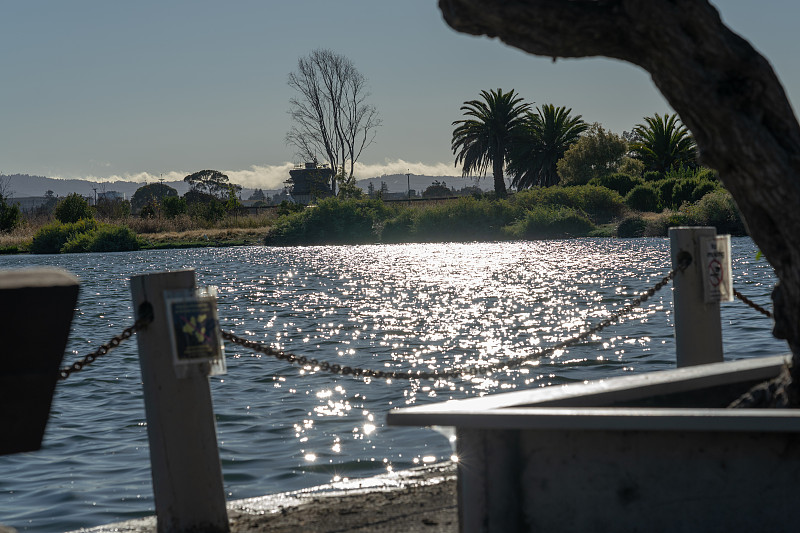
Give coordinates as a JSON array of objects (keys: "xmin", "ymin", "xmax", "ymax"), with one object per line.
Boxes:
[{"xmin": 264, "ymin": 174, "xmax": 743, "ymax": 246}]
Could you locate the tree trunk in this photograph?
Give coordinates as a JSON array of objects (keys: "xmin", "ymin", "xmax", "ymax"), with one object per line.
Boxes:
[
  {"xmin": 439, "ymin": 0, "xmax": 800, "ymax": 405},
  {"xmin": 493, "ymin": 145, "xmax": 508, "ymax": 197}
]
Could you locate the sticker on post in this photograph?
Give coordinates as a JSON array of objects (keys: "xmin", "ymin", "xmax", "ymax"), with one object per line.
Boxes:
[
  {"xmin": 700, "ymin": 235, "xmax": 733, "ymax": 303},
  {"xmin": 165, "ymin": 286, "xmax": 226, "ymax": 376}
]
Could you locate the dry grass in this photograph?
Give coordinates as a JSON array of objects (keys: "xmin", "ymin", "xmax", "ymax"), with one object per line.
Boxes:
[{"xmin": 1, "ymin": 211, "xmax": 277, "ymax": 251}]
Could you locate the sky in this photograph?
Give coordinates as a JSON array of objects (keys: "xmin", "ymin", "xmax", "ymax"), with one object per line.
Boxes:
[{"xmin": 1, "ymin": 1, "xmax": 799, "ymax": 190}]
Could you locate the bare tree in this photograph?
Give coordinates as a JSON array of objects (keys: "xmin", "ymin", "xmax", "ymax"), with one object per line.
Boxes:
[
  {"xmin": 287, "ymin": 49, "xmax": 381, "ymax": 194},
  {"xmin": 438, "ymin": 0, "xmax": 800, "ymax": 405}
]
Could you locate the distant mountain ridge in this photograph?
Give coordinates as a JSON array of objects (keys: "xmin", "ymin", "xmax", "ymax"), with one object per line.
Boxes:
[{"xmin": 1, "ymin": 172, "xmax": 491, "ymax": 199}]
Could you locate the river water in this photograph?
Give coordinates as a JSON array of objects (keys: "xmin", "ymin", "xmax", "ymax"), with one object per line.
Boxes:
[{"xmin": 0, "ymin": 238, "xmax": 783, "ymax": 531}]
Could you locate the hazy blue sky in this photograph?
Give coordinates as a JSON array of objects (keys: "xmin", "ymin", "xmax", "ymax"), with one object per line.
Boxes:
[{"xmin": 1, "ymin": 1, "xmax": 798, "ymax": 189}]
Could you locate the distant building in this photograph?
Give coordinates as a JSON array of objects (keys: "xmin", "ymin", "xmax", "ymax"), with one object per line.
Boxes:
[
  {"xmin": 12, "ymin": 196, "xmax": 51, "ymax": 212},
  {"xmin": 97, "ymin": 191, "xmax": 125, "ymax": 201},
  {"xmin": 286, "ymin": 163, "xmax": 334, "ymax": 204}
]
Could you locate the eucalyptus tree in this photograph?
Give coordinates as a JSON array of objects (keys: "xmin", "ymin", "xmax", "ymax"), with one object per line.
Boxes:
[
  {"xmin": 286, "ymin": 49, "xmax": 381, "ymax": 195},
  {"xmin": 451, "ymin": 88, "xmax": 531, "ymax": 196},
  {"xmin": 439, "ymin": 0, "xmax": 800, "ymax": 405},
  {"xmin": 183, "ymin": 170, "xmax": 241, "ymax": 200},
  {"xmin": 508, "ymin": 104, "xmax": 588, "ymax": 188},
  {"xmin": 629, "ymin": 113, "xmax": 697, "ymax": 173}
]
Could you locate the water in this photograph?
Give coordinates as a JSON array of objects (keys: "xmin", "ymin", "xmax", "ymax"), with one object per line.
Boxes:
[{"xmin": 0, "ymin": 238, "xmax": 783, "ymax": 532}]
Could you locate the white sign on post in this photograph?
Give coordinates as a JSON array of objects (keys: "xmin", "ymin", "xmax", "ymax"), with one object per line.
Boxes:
[
  {"xmin": 164, "ymin": 285, "xmax": 226, "ymax": 378},
  {"xmin": 700, "ymin": 234, "xmax": 733, "ymax": 303}
]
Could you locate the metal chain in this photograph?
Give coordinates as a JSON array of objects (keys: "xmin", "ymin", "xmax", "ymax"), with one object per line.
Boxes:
[
  {"xmin": 222, "ymin": 268, "xmax": 678, "ymax": 381},
  {"xmin": 58, "ymin": 316, "xmax": 152, "ymax": 380},
  {"xmin": 733, "ymin": 289, "xmax": 773, "ymax": 318}
]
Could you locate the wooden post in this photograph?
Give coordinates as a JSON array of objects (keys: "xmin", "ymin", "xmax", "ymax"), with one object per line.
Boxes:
[
  {"xmin": 130, "ymin": 270, "xmax": 229, "ymax": 533},
  {"xmin": 669, "ymin": 227, "xmax": 724, "ymax": 367}
]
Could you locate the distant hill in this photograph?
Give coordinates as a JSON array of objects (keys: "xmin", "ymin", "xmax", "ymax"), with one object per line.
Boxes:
[
  {"xmin": 356, "ymin": 174, "xmax": 490, "ymax": 193},
  {"xmin": 1, "ymin": 172, "xmax": 492, "ymax": 200},
  {"xmin": 1, "ymin": 174, "xmax": 190, "ymax": 199}
]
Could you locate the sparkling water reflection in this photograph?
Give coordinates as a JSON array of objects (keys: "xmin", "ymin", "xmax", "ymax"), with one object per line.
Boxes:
[{"xmin": 0, "ymin": 238, "xmax": 783, "ymax": 531}]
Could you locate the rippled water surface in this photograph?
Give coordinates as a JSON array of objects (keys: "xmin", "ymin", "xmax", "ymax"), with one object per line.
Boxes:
[{"xmin": 0, "ymin": 238, "xmax": 783, "ymax": 531}]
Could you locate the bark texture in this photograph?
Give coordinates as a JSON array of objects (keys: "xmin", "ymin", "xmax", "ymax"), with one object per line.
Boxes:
[{"xmin": 438, "ymin": 0, "xmax": 800, "ymax": 405}]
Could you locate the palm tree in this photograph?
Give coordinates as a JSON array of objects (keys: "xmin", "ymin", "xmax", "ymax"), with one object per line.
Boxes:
[
  {"xmin": 629, "ymin": 113, "xmax": 697, "ymax": 173},
  {"xmin": 451, "ymin": 88, "xmax": 531, "ymax": 196},
  {"xmin": 508, "ymin": 104, "xmax": 588, "ymax": 188}
]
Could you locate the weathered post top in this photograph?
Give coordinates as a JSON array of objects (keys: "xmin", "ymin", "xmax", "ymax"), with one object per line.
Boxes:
[
  {"xmin": 669, "ymin": 226, "xmax": 724, "ymax": 367},
  {"xmin": 0, "ymin": 268, "xmax": 79, "ymax": 455}
]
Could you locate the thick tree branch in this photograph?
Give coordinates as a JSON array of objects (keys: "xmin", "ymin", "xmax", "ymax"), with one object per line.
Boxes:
[{"xmin": 439, "ymin": 0, "xmax": 800, "ymax": 403}]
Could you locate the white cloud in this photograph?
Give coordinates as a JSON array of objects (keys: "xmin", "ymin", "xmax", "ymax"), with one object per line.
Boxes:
[
  {"xmin": 352, "ymin": 159, "xmax": 462, "ymax": 179},
  {"xmin": 55, "ymin": 159, "xmax": 467, "ymax": 189}
]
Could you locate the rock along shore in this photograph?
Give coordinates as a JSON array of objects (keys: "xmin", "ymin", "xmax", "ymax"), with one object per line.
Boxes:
[{"xmin": 68, "ymin": 462, "xmax": 457, "ymax": 533}]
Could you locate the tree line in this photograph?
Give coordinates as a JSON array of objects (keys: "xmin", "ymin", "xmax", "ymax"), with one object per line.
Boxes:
[{"xmin": 451, "ymin": 88, "xmax": 698, "ymax": 196}]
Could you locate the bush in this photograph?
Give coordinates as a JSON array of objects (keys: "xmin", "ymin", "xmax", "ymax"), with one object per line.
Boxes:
[
  {"xmin": 189, "ymin": 199, "xmax": 226, "ymax": 222},
  {"xmin": 381, "ymin": 209, "xmax": 416, "ymax": 243},
  {"xmin": 0, "ymin": 195, "xmax": 21, "ymax": 232},
  {"xmin": 617, "ymin": 216, "xmax": 647, "ymax": 238},
  {"xmin": 643, "ymin": 171, "xmax": 663, "ymax": 182},
  {"xmin": 30, "ymin": 219, "xmax": 99, "ymax": 254},
  {"xmin": 691, "ymin": 180, "xmax": 719, "ymax": 203},
  {"xmin": 33, "ymin": 220, "xmax": 139, "ymax": 254},
  {"xmin": 504, "ymin": 206, "xmax": 595, "ymax": 239},
  {"xmin": 277, "ymin": 200, "xmax": 304, "ymax": 217},
  {"xmin": 656, "ymin": 179, "xmax": 679, "ymax": 209},
  {"xmin": 625, "ymin": 184, "xmax": 660, "ymax": 212},
  {"xmin": 265, "ymin": 197, "xmax": 393, "ymax": 246},
  {"xmin": 670, "ymin": 178, "xmax": 700, "ymax": 208},
  {"xmin": 140, "ymin": 201, "xmax": 157, "ymax": 219},
  {"xmin": 513, "ymin": 185, "xmax": 625, "ymax": 223},
  {"xmin": 162, "ymin": 196, "xmax": 188, "ymax": 219},
  {"xmin": 681, "ymin": 189, "xmax": 746, "ymax": 235},
  {"xmin": 588, "ymin": 173, "xmax": 643, "ymax": 196},
  {"xmin": 411, "ymin": 197, "xmax": 515, "ymax": 241},
  {"xmin": 85, "ymin": 225, "xmax": 140, "ymax": 252},
  {"xmin": 95, "ymin": 198, "xmax": 131, "ymax": 219},
  {"xmin": 54, "ymin": 193, "xmax": 93, "ymax": 223}
]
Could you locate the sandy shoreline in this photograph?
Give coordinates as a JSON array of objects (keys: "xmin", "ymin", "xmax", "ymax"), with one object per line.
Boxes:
[{"xmin": 68, "ymin": 462, "xmax": 457, "ymax": 533}]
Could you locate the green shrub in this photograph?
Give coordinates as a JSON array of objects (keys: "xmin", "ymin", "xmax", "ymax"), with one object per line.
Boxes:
[
  {"xmin": 691, "ymin": 180, "xmax": 719, "ymax": 203},
  {"xmin": 54, "ymin": 193, "xmax": 94, "ymax": 223},
  {"xmin": 513, "ymin": 185, "xmax": 624, "ymax": 223},
  {"xmin": 681, "ymin": 189, "xmax": 745, "ymax": 235},
  {"xmin": 30, "ymin": 219, "xmax": 99, "ymax": 254},
  {"xmin": 562, "ymin": 185, "xmax": 625, "ymax": 223},
  {"xmin": 87, "ymin": 225, "xmax": 140, "ymax": 252},
  {"xmin": 0, "ymin": 195, "xmax": 21, "ymax": 232},
  {"xmin": 643, "ymin": 171, "xmax": 663, "ymax": 182},
  {"xmin": 140, "ymin": 201, "xmax": 157, "ymax": 219},
  {"xmin": 277, "ymin": 200, "xmax": 304, "ymax": 217},
  {"xmin": 588, "ymin": 173, "xmax": 643, "ymax": 196},
  {"xmin": 671, "ymin": 178, "xmax": 699, "ymax": 208},
  {"xmin": 189, "ymin": 199, "xmax": 227, "ymax": 222},
  {"xmin": 625, "ymin": 184, "xmax": 660, "ymax": 212},
  {"xmin": 265, "ymin": 197, "xmax": 393, "ymax": 246},
  {"xmin": 411, "ymin": 197, "xmax": 515, "ymax": 242},
  {"xmin": 695, "ymin": 167, "xmax": 719, "ymax": 182},
  {"xmin": 381, "ymin": 209, "xmax": 416, "ymax": 243},
  {"xmin": 617, "ymin": 216, "xmax": 647, "ymax": 238},
  {"xmin": 61, "ymin": 231, "xmax": 95, "ymax": 253},
  {"xmin": 503, "ymin": 206, "xmax": 595, "ymax": 239},
  {"xmin": 656, "ymin": 179, "xmax": 679, "ymax": 209},
  {"xmin": 162, "ymin": 196, "xmax": 188, "ymax": 219}
]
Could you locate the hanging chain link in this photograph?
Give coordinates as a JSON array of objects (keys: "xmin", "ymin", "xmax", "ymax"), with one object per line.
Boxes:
[
  {"xmin": 58, "ymin": 315, "xmax": 152, "ymax": 380},
  {"xmin": 222, "ymin": 267, "xmax": 679, "ymax": 381},
  {"xmin": 733, "ymin": 288, "xmax": 773, "ymax": 318}
]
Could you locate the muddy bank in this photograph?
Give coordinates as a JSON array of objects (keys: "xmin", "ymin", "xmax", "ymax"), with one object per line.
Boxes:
[{"xmin": 70, "ymin": 463, "xmax": 457, "ymax": 533}]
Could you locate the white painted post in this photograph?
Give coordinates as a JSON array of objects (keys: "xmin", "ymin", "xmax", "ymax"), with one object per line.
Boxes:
[
  {"xmin": 130, "ymin": 270, "xmax": 229, "ymax": 533},
  {"xmin": 669, "ymin": 227, "xmax": 724, "ymax": 367}
]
